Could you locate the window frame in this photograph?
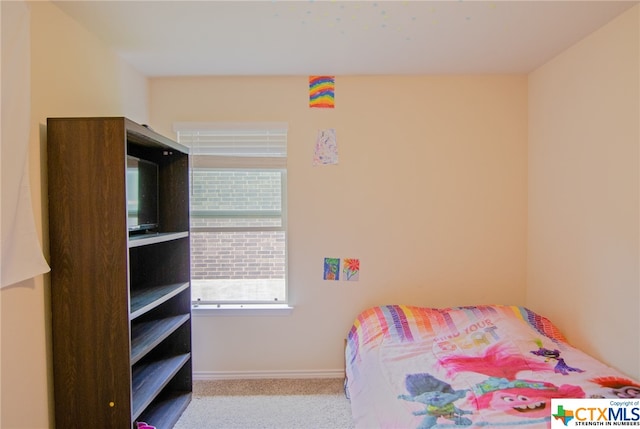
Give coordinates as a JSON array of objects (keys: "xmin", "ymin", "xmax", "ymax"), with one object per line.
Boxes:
[{"xmin": 175, "ymin": 123, "xmax": 291, "ymax": 313}]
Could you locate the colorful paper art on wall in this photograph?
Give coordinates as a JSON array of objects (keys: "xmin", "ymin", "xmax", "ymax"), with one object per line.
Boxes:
[
  {"xmin": 309, "ymin": 76, "xmax": 335, "ymax": 108},
  {"xmin": 323, "ymin": 258, "xmax": 340, "ymax": 281},
  {"xmin": 313, "ymin": 128, "xmax": 338, "ymax": 166},
  {"xmin": 343, "ymin": 258, "xmax": 360, "ymax": 281},
  {"xmin": 323, "ymin": 257, "xmax": 360, "ymax": 281}
]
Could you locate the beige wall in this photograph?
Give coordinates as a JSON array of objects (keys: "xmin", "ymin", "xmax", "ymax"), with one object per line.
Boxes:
[
  {"xmin": 527, "ymin": 5, "xmax": 640, "ymax": 379},
  {"xmin": 0, "ymin": 2, "xmax": 148, "ymax": 428},
  {"xmin": 149, "ymin": 75, "xmax": 528, "ymax": 375}
]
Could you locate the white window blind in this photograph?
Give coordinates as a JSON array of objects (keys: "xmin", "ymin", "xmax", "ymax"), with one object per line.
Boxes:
[{"xmin": 174, "ymin": 122, "xmax": 287, "ymax": 160}]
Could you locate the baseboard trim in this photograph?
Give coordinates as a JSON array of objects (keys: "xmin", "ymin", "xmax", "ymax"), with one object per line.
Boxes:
[{"xmin": 193, "ymin": 369, "xmax": 345, "ymax": 380}]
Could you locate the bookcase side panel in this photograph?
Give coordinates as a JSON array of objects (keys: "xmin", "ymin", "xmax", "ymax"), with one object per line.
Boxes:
[{"xmin": 48, "ymin": 118, "xmax": 132, "ymax": 428}]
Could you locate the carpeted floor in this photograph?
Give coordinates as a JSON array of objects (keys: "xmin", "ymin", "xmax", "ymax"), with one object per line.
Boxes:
[{"xmin": 173, "ymin": 378, "xmax": 355, "ymax": 429}]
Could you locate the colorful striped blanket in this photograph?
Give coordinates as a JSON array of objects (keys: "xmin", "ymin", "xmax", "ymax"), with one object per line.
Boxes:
[{"xmin": 345, "ymin": 305, "xmax": 639, "ymax": 428}]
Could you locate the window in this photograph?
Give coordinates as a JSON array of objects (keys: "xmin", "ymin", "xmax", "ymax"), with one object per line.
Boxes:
[{"xmin": 175, "ymin": 123, "xmax": 288, "ymax": 307}]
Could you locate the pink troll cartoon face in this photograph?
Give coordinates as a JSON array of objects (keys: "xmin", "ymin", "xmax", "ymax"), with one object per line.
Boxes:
[
  {"xmin": 472, "ymin": 381, "xmax": 585, "ymax": 419},
  {"xmin": 439, "ymin": 342, "xmax": 586, "ymax": 419}
]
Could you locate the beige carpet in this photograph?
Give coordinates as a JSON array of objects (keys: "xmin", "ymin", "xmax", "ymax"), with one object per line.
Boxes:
[{"xmin": 173, "ymin": 378, "xmax": 355, "ymax": 429}]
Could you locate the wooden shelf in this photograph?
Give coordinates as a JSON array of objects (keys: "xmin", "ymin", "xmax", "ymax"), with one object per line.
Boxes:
[
  {"xmin": 130, "ymin": 282, "xmax": 190, "ymax": 320},
  {"xmin": 132, "ymin": 353, "xmax": 191, "ymax": 421},
  {"xmin": 136, "ymin": 392, "xmax": 192, "ymax": 429},
  {"xmin": 48, "ymin": 117, "xmax": 192, "ymax": 429},
  {"xmin": 131, "ymin": 314, "xmax": 191, "ymax": 365},
  {"xmin": 129, "ymin": 231, "xmax": 189, "ymax": 248}
]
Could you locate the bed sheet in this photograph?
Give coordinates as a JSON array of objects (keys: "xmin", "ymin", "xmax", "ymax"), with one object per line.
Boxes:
[{"xmin": 345, "ymin": 305, "xmax": 640, "ymax": 429}]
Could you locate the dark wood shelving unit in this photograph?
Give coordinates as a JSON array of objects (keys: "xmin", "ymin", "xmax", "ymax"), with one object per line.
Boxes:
[
  {"xmin": 131, "ymin": 314, "xmax": 191, "ymax": 364},
  {"xmin": 138, "ymin": 392, "xmax": 193, "ymax": 429},
  {"xmin": 48, "ymin": 117, "xmax": 192, "ymax": 429},
  {"xmin": 130, "ymin": 282, "xmax": 191, "ymax": 318},
  {"xmin": 132, "ymin": 353, "xmax": 191, "ymax": 420}
]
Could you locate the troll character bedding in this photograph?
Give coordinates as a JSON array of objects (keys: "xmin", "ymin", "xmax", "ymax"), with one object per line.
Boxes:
[{"xmin": 345, "ymin": 305, "xmax": 640, "ymax": 429}]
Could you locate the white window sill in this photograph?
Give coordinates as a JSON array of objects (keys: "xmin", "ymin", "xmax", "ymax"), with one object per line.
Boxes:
[{"xmin": 191, "ymin": 303, "xmax": 294, "ymax": 317}]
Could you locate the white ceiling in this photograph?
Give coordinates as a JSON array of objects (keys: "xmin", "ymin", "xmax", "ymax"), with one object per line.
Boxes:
[{"xmin": 52, "ymin": 0, "xmax": 638, "ymax": 77}]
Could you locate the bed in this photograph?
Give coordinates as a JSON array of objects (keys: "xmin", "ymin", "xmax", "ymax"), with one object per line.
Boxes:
[{"xmin": 344, "ymin": 304, "xmax": 640, "ymax": 428}]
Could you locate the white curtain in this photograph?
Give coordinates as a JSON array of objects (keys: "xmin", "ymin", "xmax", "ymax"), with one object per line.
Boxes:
[{"xmin": 1, "ymin": 0, "xmax": 50, "ymax": 288}]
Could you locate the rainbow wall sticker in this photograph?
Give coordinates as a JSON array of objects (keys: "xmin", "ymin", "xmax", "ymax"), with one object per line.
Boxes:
[{"xmin": 309, "ymin": 76, "xmax": 335, "ymax": 108}]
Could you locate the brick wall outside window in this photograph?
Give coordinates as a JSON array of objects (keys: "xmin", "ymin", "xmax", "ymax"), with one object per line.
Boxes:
[{"xmin": 190, "ymin": 170, "xmax": 285, "ymax": 280}]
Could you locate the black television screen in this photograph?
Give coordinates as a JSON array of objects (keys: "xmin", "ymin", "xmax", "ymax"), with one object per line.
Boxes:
[{"xmin": 127, "ymin": 156, "xmax": 159, "ymax": 233}]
